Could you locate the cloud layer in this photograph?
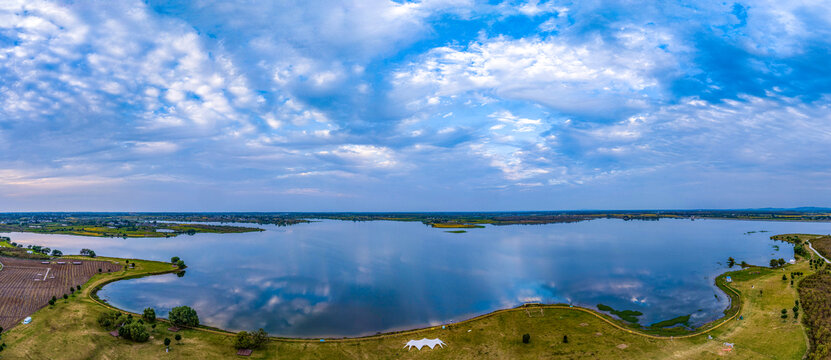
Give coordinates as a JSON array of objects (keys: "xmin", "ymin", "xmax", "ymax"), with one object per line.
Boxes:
[{"xmin": 1, "ymin": 0, "xmax": 830, "ymax": 210}]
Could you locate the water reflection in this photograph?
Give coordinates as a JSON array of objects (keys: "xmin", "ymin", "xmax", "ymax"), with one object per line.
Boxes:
[{"xmin": 5, "ymin": 218, "xmax": 831, "ymax": 337}]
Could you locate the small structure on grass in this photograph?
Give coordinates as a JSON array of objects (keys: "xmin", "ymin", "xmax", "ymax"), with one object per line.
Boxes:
[
  {"xmin": 404, "ymin": 338, "xmax": 446, "ymax": 350},
  {"xmin": 109, "ymin": 330, "xmax": 119, "ymax": 337},
  {"xmin": 22, "ymin": 316, "xmax": 32, "ymax": 324},
  {"xmin": 168, "ymin": 326, "xmax": 181, "ymax": 332},
  {"xmin": 236, "ymin": 349, "xmax": 253, "ymax": 356},
  {"xmin": 725, "ymin": 276, "xmax": 732, "ymax": 283}
]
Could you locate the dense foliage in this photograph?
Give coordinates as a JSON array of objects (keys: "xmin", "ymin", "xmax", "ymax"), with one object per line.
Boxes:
[
  {"xmin": 798, "ymin": 270, "xmax": 831, "ymax": 359},
  {"xmin": 97, "ymin": 311, "xmax": 150, "ymax": 342}
]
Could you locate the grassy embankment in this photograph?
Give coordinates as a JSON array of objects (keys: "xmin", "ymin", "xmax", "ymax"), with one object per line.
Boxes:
[{"xmin": 1, "ymin": 237, "xmax": 818, "ymax": 359}]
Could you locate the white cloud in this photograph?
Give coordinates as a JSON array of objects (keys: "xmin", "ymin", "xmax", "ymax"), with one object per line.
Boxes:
[
  {"xmin": 393, "ymin": 29, "xmax": 680, "ymax": 118},
  {"xmin": 325, "ymin": 145, "xmax": 399, "ymax": 169}
]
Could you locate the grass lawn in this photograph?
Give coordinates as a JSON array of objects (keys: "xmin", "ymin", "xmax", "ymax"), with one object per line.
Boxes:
[{"xmin": 1, "ymin": 237, "xmax": 817, "ymax": 359}]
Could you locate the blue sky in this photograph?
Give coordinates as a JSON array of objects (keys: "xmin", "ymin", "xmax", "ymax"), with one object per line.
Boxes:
[{"xmin": 1, "ymin": 0, "xmax": 831, "ymax": 211}]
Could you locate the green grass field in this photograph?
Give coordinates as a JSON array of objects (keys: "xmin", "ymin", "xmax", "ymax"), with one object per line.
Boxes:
[{"xmin": 0, "ymin": 236, "xmax": 820, "ymax": 359}]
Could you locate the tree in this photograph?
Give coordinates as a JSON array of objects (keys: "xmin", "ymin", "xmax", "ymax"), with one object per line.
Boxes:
[
  {"xmin": 740, "ymin": 261, "xmax": 749, "ymax": 268},
  {"xmin": 164, "ymin": 337, "xmax": 171, "ymax": 347},
  {"xmin": 143, "ymin": 307, "xmax": 156, "ymax": 323},
  {"xmin": 48, "ymin": 298, "xmax": 55, "ymax": 306},
  {"xmin": 249, "ymin": 328, "xmax": 267, "ymax": 349},
  {"xmin": 778, "ymin": 258, "xmax": 786, "ymax": 266},
  {"xmin": 51, "ymin": 249, "xmax": 63, "ymax": 256},
  {"xmin": 727, "ymin": 257, "xmax": 736, "ymax": 268},
  {"xmin": 770, "ymin": 259, "xmax": 779, "ymax": 268},
  {"xmin": 563, "ymin": 335, "xmax": 568, "ymax": 343},
  {"xmin": 783, "ymin": 274, "xmax": 788, "ymax": 281},
  {"xmin": 168, "ymin": 306, "xmax": 199, "ymax": 327},
  {"xmin": 781, "ymin": 309, "xmax": 788, "ymax": 319},
  {"xmin": 176, "ymin": 259, "xmax": 187, "ymax": 269},
  {"xmin": 175, "ymin": 334, "xmax": 182, "ymax": 343},
  {"xmin": 171, "ymin": 256, "xmax": 180, "ymax": 264},
  {"xmin": 88, "ymin": 250, "xmax": 96, "ymax": 258},
  {"xmin": 63, "ymin": 294, "xmax": 68, "ymax": 300},
  {"xmin": 522, "ymin": 333, "xmax": 530, "ymax": 344}
]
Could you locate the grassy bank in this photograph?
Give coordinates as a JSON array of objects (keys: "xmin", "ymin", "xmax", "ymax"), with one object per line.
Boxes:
[{"xmin": 1, "ymin": 237, "xmax": 818, "ymax": 359}]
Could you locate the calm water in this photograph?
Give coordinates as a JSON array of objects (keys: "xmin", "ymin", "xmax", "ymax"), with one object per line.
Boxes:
[{"xmin": 5, "ymin": 218, "xmax": 831, "ymax": 337}]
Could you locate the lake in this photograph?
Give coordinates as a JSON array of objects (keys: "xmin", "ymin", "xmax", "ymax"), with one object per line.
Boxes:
[{"xmin": 5, "ymin": 218, "xmax": 831, "ymax": 337}]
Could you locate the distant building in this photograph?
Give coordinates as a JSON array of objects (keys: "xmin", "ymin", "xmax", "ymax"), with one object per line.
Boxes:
[
  {"xmin": 725, "ymin": 276, "xmax": 732, "ymax": 283},
  {"xmin": 788, "ymin": 259, "xmax": 796, "ymax": 264}
]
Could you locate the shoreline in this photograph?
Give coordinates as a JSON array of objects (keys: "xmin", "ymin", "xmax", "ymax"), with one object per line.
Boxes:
[{"xmin": 81, "ymin": 256, "xmax": 746, "ymax": 343}]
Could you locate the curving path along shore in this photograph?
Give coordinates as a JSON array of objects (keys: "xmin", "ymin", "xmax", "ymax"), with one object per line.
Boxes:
[
  {"xmin": 85, "ymin": 258, "xmax": 743, "ymax": 344},
  {"xmin": 807, "ymin": 241, "xmax": 831, "ymax": 263}
]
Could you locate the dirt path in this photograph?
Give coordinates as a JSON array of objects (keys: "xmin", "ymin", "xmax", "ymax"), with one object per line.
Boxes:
[{"xmin": 807, "ymin": 241, "xmax": 830, "ymax": 263}]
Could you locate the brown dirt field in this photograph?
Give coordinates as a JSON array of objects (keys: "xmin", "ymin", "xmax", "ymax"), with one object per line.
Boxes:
[{"xmin": 0, "ymin": 256, "xmax": 121, "ymax": 331}]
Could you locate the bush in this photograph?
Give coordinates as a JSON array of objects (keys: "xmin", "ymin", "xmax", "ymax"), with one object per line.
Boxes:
[
  {"xmin": 168, "ymin": 306, "xmax": 199, "ymax": 327},
  {"xmin": 119, "ymin": 321, "xmax": 150, "ymax": 342},
  {"xmin": 175, "ymin": 334, "xmax": 182, "ymax": 342},
  {"xmin": 97, "ymin": 311, "xmax": 121, "ymax": 330},
  {"xmin": 563, "ymin": 335, "xmax": 568, "ymax": 343},
  {"xmin": 234, "ymin": 329, "xmax": 268, "ymax": 349},
  {"xmin": 164, "ymin": 338, "xmax": 171, "ymax": 347},
  {"xmin": 234, "ymin": 331, "xmax": 252, "ymax": 349},
  {"xmin": 522, "ymin": 333, "xmax": 530, "ymax": 344}
]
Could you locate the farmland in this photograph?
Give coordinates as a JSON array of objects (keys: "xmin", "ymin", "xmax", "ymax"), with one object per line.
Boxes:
[{"xmin": 0, "ymin": 256, "xmax": 121, "ymax": 331}]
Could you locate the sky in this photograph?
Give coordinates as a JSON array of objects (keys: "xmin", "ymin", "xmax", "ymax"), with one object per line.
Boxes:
[{"xmin": 1, "ymin": 0, "xmax": 831, "ymax": 211}]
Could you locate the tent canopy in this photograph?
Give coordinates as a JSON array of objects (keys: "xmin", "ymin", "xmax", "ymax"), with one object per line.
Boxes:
[{"xmin": 404, "ymin": 338, "xmax": 446, "ymax": 350}]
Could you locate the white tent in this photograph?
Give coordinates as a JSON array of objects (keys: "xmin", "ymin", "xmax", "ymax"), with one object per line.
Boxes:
[{"xmin": 404, "ymin": 338, "xmax": 446, "ymax": 350}]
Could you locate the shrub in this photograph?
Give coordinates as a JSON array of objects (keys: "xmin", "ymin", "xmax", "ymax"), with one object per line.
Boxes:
[
  {"xmin": 234, "ymin": 329, "xmax": 268, "ymax": 349},
  {"xmin": 175, "ymin": 334, "xmax": 182, "ymax": 342},
  {"xmin": 164, "ymin": 338, "xmax": 171, "ymax": 347},
  {"xmin": 522, "ymin": 333, "xmax": 530, "ymax": 344},
  {"xmin": 563, "ymin": 335, "xmax": 568, "ymax": 343},
  {"xmin": 234, "ymin": 331, "xmax": 252, "ymax": 349},
  {"xmin": 97, "ymin": 311, "xmax": 121, "ymax": 330},
  {"xmin": 119, "ymin": 321, "xmax": 149, "ymax": 342}
]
